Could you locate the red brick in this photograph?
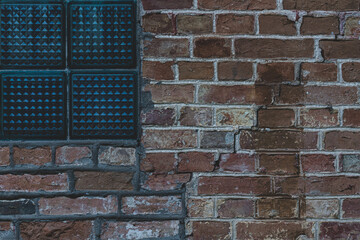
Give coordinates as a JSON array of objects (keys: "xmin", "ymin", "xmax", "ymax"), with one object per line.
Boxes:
[
  {"xmin": 198, "ymin": 85, "xmax": 273, "ymax": 105},
  {"xmin": 301, "ymin": 154, "xmax": 336, "ymax": 173},
  {"xmin": 216, "ymin": 108, "xmax": 254, "ymax": 127},
  {"xmin": 258, "ymin": 109, "xmax": 295, "ymax": 128},
  {"xmin": 74, "ymin": 172, "xmax": 133, "ymax": 191},
  {"xmin": 198, "ymin": 0, "xmax": 276, "ymax": 10},
  {"xmin": 219, "ymin": 153, "xmax": 256, "ymax": 173},
  {"xmin": 143, "ymin": 38, "xmax": 189, "ymax": 58},
  {"xmin": 178, "ymin": 62, "xmax": 214, "ymax": 80},
  {"xmin": 301, "ymin": 16, "xmax": 339, "ymax": 35},
  {"xmin": 20, "ymin": 221, "xmax": 93, "ymax": 240},
  {"xmin": 218, "ymin": 62, "xmax": 253, "ymax": 81},
  {"xmin": 177, "ymin": 15, "xmax": 213, "ymax": 34},
  {"xmin": 342, "ymin": 62, "xmax": 360, "ymax": 82},
  {"xmin": 192, "ymin": 221, "xmax": 231, "ymax": 240},
  {"xmin": 345, "ymin": 17, "xmax": 360, "ymax": 38},
  {"xmin": 217, "ymin": 199, "xmax": 254, "ymax": 218},
  {"xmin": 240, "ymin": 130, "xmax": 318, "ymax": 150},
  {"xmin": 237, "ymin": 221, "xmax": 315, "ymax": 239},
  {"xmin": 55, "ymin": 146, "xmax": 92, "ymax": 165},
  {"xmin": 340, "ymin": 154, "xmax": 360, "ymax": 173},
  {"xmin": 142, "ymin": 130, "xmax": 197, "ymax": 149},
  {"xmin": 144, "ymin": 84, "xmax": 194, "ymax": 103},
  {"xmin": 284, "ymin": 0, "xmax": 359, "ymax": 10},
  {"xmin": 235, "ymin": 39, "xmax": 314, "ymax": 59},
  {"xmin": 194, "ymin": 38, "xmax": 231, "ymax": 58},
  {"xmin": 141, "ymin": 107, "xmax": 176, "ymax": 126},
  {"xmin": 179, "ymin": 107, "xmax": 213, "ymax": 126},
  {"xmin": 259, "ymin": 154, "xmax": 299, "ymax": 175},
  {"xmin": 259, "ymin": 15, "xmax": 296, "ymax": 35},
  {"xmin": 216, "ymin": 14, "xmax": 254, "ymax": 34},
  {"xmin": 143, "ymin": 174, "xmax": 191, "ymax": 191},
  {"xmin": 122, "ymin": 196, "xmax": 182, "ymax": 215},
  {"xmin": 142, "ymin": 0, "xmax": 192, "ymax": 10},
  {"xmin": 39, "ymin": 196, "xmax": 117, "ymax": 215},
  {"xmin": 257, "ymin": 62, "xmax": 295, "ymax": 83},
  {"xmin": 0, "ymin": 147, "xmax": 10, "ymax": 166},
  {"xmin": 142, "ymin": 61, "xmax": 174, "ymax": 81},
  {"xmin": 343, "ymin": 109, "xmax": 360, "ymax": 127},
  {"xmin": 178, "ymin": 152, "xmax": 215, "ymax": 172},
  {"xmin": 325, "ymin": 131, "xmax": 360, "ymax": 150},
  {"xmin": 142, "ymin": 13, "xmax": 173, "ymax": 34},
  {"xmin": 101, "ymin": 221, "xmax": 179, "ymax": 239},
  {"xmin": 98, "ymin": 147, "xmax": 136, "ymax": 166},
  {"xmin": 342, "ymin": 198, "xmax": 360, "ymax": 218},
  {"xmin": 301, "ymin": 199, "xmax": 339, "ymax": 219},
  {"xmin": 187, "ymin": 198, "xmax": 214, "ymax": 218},
  {"xmin": 320, "ymin": 222, "xmax": 360, "ymax": 240},
  {"xmin": 198, "ymin": 176, "xmax": 271, "ymax": 195},
  {"xmin": 320, "ymin": 40, "xmax": 360, "ymax": 59},
  {"xmin": 140, "ymin": 153, "xmax": 177, "ymax": 173},
  {"xmin": 13, "ymin": 147, "xmax": 51, "ymax": 166},
  {"xmin": 299, "ymin": 108, "xmax": 338, "ymax": 127},
  {"xmin": 256, "ymin": 198, "xmax": 298, "ymax": 218},
  {"xmin": 301, "ymin": 63, "xmax": 337, "ymax": 82},
  {"xmin": 0, "ymin": 174, "xmax": 67, "ymax": 192}
]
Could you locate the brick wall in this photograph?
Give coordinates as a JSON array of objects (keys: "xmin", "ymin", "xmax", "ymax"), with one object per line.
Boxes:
[{"xmin": 1, "ymin": 0, "xmax": 360, "ymax": 239}]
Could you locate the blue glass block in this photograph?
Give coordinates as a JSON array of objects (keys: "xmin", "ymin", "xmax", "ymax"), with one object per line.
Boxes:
[
  {"xmin": 0, "ymin": 3, "xmax": 65, "ymax": 69},
  {"xmin": 1, "ymin": 73, "xmax": 66, "ymax": 139},
  {"xmin": 70, "ymin": 72, "xmax": 137, "ymax": 139},
  {"xmin": 69, "ymin": 3, "xmax": 136, "ymax": 68}
]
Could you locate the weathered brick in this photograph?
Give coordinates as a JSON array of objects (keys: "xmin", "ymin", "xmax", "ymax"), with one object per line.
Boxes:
[
  {"xmin": 194, "ymin": 38, "xmax": 231, "ymax": 58},
  {"xmin": 0, "ymin": 222, "xmax": 15, "ymax": 240},
  {"xmin": 74, "ymin": 172, "xmax": 133, "ymax": 191},
  {"xmin": 257, "ymin": 62, "xmax": 295, "ymax": 83},
  {"xmin": 98, "ymin": 147, "xmax": 135, "ymax": 166},
  {"xmin": 301, "ymin": 154, "xmax": 336, "ymax": 173},
  {"xmin": 141, "ymin": 107, "xmax": 176, "ymax": 126},
  {"xmin": 259, "ymin": 15, "xmax": 296, "ymax": 35},
  {"xmin": 343, "ymin": 109, "xmax": 360, "ymax": 127},
  {"xmin": 342, "ymin": 62, "xmax": 360, "ymax": 82},
  {"xmin": 140, "ymin": 153, "xmax": 177, "ymax": 173},
  {"xmin": 143, "ymin": 174, "xmax": 191, "ymax": 191},
  {"xmin": 0, "ymin": 147, "xmax": 10, "ymax": 166},
  {"xmin": 55, "ymin": 146, "xmax": 92, "ymax": 165},
  {"xmin": 259, "ymin": 154, "xmax": 299, "ymax": 175},
  {"xmin": 187, "ymin": 198, "xmax": 214, "ymax": 218},
  {"xmin": 218, "ymin": 62, "xmax": 253, "ymax": 81},
  {"xmin": 198, "ymin": 176, "xmax": 271, "ymax": 195},
  {"xmin": 200, "ymin": 131, "xmax": 234, "ymax": 149},
  {"xmin": 217, "ymin": 199, "xmax": 254, "ymax": 218},
  {"xmin": 216, "ymin": 108, "xmax": 254, "ymax": 127},
  {"xmin": 142, "ymin": 130, "xmax": 197, "ymax": 149},
  {"xmin": 178, "ymin": 152, "xmax": 215, "ymax": 172},
  {"xmin": 345, "ymin": 17, "xmax": 360, "ymax": 38},
  {"xmin": 340, "ymin": 154, "xmax": 360, "ymax": 173},
  {"xmin": 198, "ymin": 0, "xmax": 276, "ymax": 10},
  {"xmin": 0, "ymin": 174, "xmax": 67, "ymax": 192},
  {"xmin": 178, "ymin": 61, "xmax": 214, "ymax": 80},
  {"xmin": 240, "ymin": 130, "xmax": 318, "ymax": 150},
  {"xmin": 198, "ymin": 85, "xmax": 273, "ymax": 105},
  {"xmin": 20, "ymin": 221, "xmax": 93, "ymax": 240},
  {"xmin": 0, "ymin": 200, "xmax": 35, "ymax": 215},
  {"xmin": 256, "ymin": 198, "xmax": 298, "ymax": 219},
  {"xmin": 142, "ymin": 61, "xmax": 174, "ymax": 80},
  {"xmin": 179, "ymin": 107, "xmax": 213, "ymax": 127},
  {"xmin": 235, "ymin": 39, "xmax": 314, "ymax": 59},
  {"xmin": 39, "ymin": 196, "xmax": 117, "ymax": 215},
  {"xmin": 320, "ymin": 222, "xmax": 360, "ymax": 240},
  {"xmin": 299, "ymin": 108, "xmax": 338, "ymax": 127},
  {"xmin": 320, "ymin": 40, "xmax": 360, "ymax": 59},
  {"xmin": 219, "ymin": 153, "xmax": 256, "ymax": 173},
  {"xmin": 342, "ymin": 198, "xmax": 360, "ymax": 218},
  {"xmin": 142, "ymin": 13, "xmax": 173, "ymax": 34},
  {"xmin": 301, "ymin": 63, "xmax": 337, "ymax": 82},
  {"xmin": 122, "ymin": 196, "xmax": 182, "ymax": 215},
  {"xmin": 143, "ymin": 38, "xmax": 189, "ymax": 58},
  {"xmin": 142, "ymin": 0, "xmax": 192, "ymax": 10},
  {"xmin": 325, "ymin": 131, "xmax": 360, "ymax": 150},
  {"xmin": 301, "ymin": 16, "xmax": 339, "ymax": 35},
  {"xmin": 258, "ymin": 109, "xmax": 295, "ymax": 127},
  {"xmin": 144, "ymin": 84, "xmax": 194, "ymax": 103},
  {"xmin": 301, "ymin": 199, "xmax": 339, "ymax": 219},
  {"xmin": 13, "ymin": 147, "xmax": 51, "ymax": 166},
  {"xmin": 192, "ymin": 221, "xmax": 231, "ymax": 240},
  {"xmin": 284, "ymin": 0, "xmax": 359, "ymax": 10},
  {"xmin": 216, "ymin": 14, "xmax": 254, "ymax": 34},
  {"xmin": 177, "ymin": 15, "xmax": 213, "ymax": 34}
]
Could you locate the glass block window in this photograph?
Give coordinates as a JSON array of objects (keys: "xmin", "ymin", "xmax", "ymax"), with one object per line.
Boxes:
[{"xmin": 0, "ymin": 0, "xmax": 138, "ymax": 140}]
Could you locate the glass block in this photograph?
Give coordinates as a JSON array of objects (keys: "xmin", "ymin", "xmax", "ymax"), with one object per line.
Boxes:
[
  {"xmin": 1, "ymin": 73, "xmax": 66, "ymax": 139},
  {"xmin": 70, "ymin": 72, "xmax": 137, "ymax": 139},
  {"xmin": 0, "ymin": 3, "xmax": 65, "ymax": 68},
  {"xmin": 69, "ymin": 3, "xmax": 136, "ymax": 68}
]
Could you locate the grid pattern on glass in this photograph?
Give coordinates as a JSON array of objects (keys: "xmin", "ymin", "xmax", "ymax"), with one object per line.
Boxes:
[
  {"xmin": 0, "ymin": 4, "xmax": 64, "ymax": 68},
  {"xmin": 71, "ymin": 73, "xmax": 136, "ymax": 139},
  {"xmin": 1, "ymin": 73, "xmax": 66, "ymax": 139},
  {"xmin": 69, "ymin": 3, "xmax": 135, "ymax": 68}
]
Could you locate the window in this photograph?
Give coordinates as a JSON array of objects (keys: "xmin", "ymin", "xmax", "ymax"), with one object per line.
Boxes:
[{"xmin": 0, "ymin": 0, "xmax": 138, "ymax": 140}]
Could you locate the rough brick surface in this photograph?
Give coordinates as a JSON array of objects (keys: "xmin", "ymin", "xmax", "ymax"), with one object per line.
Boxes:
[
  {"xmin": 13, "ymin": 147, "xmax": 51, "ymax": 166},
  {"xmin": 55, "ymin": 146, "xmax": 92, "ymax": 165}
]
